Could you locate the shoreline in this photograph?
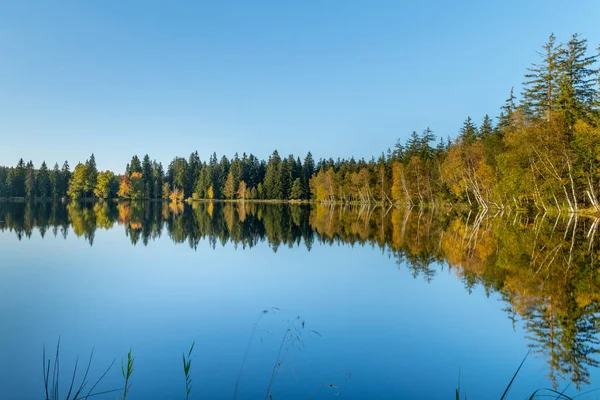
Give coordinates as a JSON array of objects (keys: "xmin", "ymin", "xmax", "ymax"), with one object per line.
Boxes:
[{"xmin": 2, "ymin": 196, "xmax": 600, "ymax": 217}]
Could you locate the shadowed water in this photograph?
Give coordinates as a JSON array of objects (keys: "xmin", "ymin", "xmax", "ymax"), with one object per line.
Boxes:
[{"xmin": 1, "ymin": 201, "xmax": 600, "ymax": 399}]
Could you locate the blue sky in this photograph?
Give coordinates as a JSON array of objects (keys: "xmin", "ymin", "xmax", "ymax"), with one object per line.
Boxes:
[{"xmin": 1, "ymin": 0, "xmax": 599, "ymax": 173}]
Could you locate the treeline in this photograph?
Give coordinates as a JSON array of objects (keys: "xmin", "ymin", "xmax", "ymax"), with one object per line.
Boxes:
[
  {"xmin": 0, "ymin": 151, "xmax": 317, "ymax": 202},
  {"xmin": 3, "ymin": 33, "xmax": 600, "ymax": 212},
  {"xmin": 311, "ymin": 33, "xmax": 600, "ymax": 212}
]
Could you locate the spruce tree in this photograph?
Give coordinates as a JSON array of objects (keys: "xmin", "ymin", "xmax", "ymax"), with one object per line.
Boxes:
[
  {"xmin": 479, "ymin": 115, "xmax": 494, "ymax": 139},
  {"xmin": 51, "ymin": 163, "xmax": 61, "ymax": 198},
  {"xmin": 187, "ymin": 151, "xmax": 201, "ymax": 195},
  {"xmin": 10, "ymin": 159, "xmax": 26, "ymax": 197},
  {"xmin": 405, "ymin": 131, "xmax": 420, "ymax": 159},
  {"xmin": 459, "ymin": 117, "xmax": 478, "ymax": 145},
  {"xmin": 0, "ymin": 167, "xmax": 6, "ymax": 198},
  {"xmin": 497, "ymin": 87, "xmax": 517, "ymax": 133},
  {"xmin": 142, "ymin": 154, "xmax": 153, "ymax": 199},
  {"xmin": 130, "ymin": 155, "xmax": 142, "ymax": 174},
  {"xmin": 523, "ymin": 33, "xmax": 561, "ymax": 120},
  {"xmin": 152, "ymin": 161, "xmax": 164, "ymax": 199},
  {"xmin": 278, "ymin": 157, "xmax": 292, "ymax": 200},
  {"xmin": 419, "ymin": 127, "xmax": 436, "ymax": 159},
  {"xmin": 84, "ymin": 154, "xmax": 98, "ymax": 197},
  {"xmin": 264, "ymin": 150, "xmax": 281, "ymax": 199},
  {"xmin": 195, "ymin": 166, "xmax": 211, "ymax": 198},
  {"xmin": 25, "ymin": 161, "xmax": 36, "ymax": 198},
  {"xmin": 556, "ymin": 34, "xmax": 598, "ymax": 125},
  {"xmin": 37, "ymin": 161, "xmax": 51, "ymax": 198},
  {"xmin": 302, "ymin": 152, "xmax": 315, "ymax": 199},
  {"xmin": 61, "ymin": 161, "xmax": 71, "ymax": 198}
]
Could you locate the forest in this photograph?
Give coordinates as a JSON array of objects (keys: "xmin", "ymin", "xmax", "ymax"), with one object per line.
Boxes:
[{"xmin": 2, "ymin": 33, "xmax": 600, "ymax": 213}]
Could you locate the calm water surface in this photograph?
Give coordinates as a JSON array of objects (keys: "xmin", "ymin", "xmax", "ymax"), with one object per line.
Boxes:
[{"xmin": 1, "ymin": 201, "xmax": 599, "ymax": 399}]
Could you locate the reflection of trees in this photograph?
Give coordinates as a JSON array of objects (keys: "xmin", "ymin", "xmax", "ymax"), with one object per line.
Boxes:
[
  {"xmin": 67, "ymin": 202, "xmax": 96, "ymax": 245},
  {"xmin": 2, "ymin": 201, "xmax": 600, "ymax": 389},
  {"xmin": 441, "ymin": 211, "xmax": 600, "ymax": 390}
]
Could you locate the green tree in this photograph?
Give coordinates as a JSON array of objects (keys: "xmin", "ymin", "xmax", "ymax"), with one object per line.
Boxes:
[
  {"xmin": 68, "ymin": 163, "xmax": 88, "ymax": 200},
  {"xmin": 129, "ymin": 155, "xmax": 142, "ymax": 174},
  {"xmin": 94, "ymin": 170, "xmax": 116, "ymax": 199},
  {"xmin": 84, "ymin": 154, "xmax": 98, "ymax": 197},
  {"xmin": 169, "ymin": 157, "xmax": 190, "ymax": 197},
  {"xmin": 278, "ymin": 157, "xmax": 292, "ymax": 200},
  {"xmin": 290, "ymin": 178, "xmax": 304, "ymax": 200},
  {"xmin": 51, "ymin": 162, "xmax": 61, "ymax": 198},
  {"xmin": 25, "ymin": 161, "xmax": 36, "ymax": 199},
  {"xmin": 264, "ymin": 150, "xmax": 281, "ymax": 199},
  {"xmin": 479, "ymin": 115, "xmax": 494, "ymax": 139},
  {"xmin": 194, "ymin": 166, "xmax": 212, "ymax": 199},
  {"xmin": 497, "ymin": 87, "xmax": 517, "ymax": 133},
  {"xmin": 8, "ymin": 159, "xmax": 26, "ymax": 197},
  {"xmin": 60, "ymin": 161, "xmax": 71, "ymax": 198},
  {"xmin": 130, "ymin": 172, "xmax": 144, "ymax": 200},
  {"xmin": 523, "ymin": 33, "xmax": 562, "ymax": 120},
  {"xmin": 142, "ymin": 154, "xmax": 153, "ymax": 199},
  {"xmin": 0, "ymin": 167, "xmax": 7, "ymax": 197},
  {"xmin": 302, "ymin": 152, "xmax": 315, "ymax": 199},
  {"xmin": 459, "ymin": 117, "xmax": 478, "ymax": 145},
  {"xmin": 556, "ymin": 34, "xmax": 598, "ymax": 125},
  {"xmin": 152, "ymin": 161, "xmax": 164, "ymax": 199},
  {"xmin": 37, "ymin": 161, "xmax": 51, "ymax": 198}
]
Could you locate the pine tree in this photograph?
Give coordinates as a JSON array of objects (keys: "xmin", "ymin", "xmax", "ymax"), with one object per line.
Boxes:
[
  {"xmin": 217, "ymin": 155, "xmax": 230, "ymax": 197},
  {"xmin": 556, "ymin": 34, "xmax": 598, "ymax": 125},
  {"xmin": 9, "ymin": 159, "xmax": 26, "ymax": 197},
  {"xmin": 419, "ymin": 127, "xmax": 436, "ymax": 159},
  {"xmin": 152, "ymin": 161, "xmax": 164, "ymax": 199},
  {"xmin": 209, "ymin": 153, "xmax": 222, "ymax": 199},
  {"xmin": 302, "ymin": 152, "xmax": 315, "ymax": 199},
  {"xmin": 278, "ymin": 157, "xmax": 292, "ymax": 200},
  {"xmin": 169, "ymin": 157, "xmax": 190, "ymax": 197},
  {"xmin": 129, "ymin": 155, "xmax": 142, "ymax": 174},
  {"xmin": 0, "ymin": 167, "xmax": 6, "ymax": 198},
  {"xmin": 393, "ymin": 139, "xmax": 405, "ymax": 162},
  {"xmin": 187, "ymin": 151, "xmax": 201, "ymax": 195},
  {"xmin": 25, "ymin": 161, "xmax": 36, "ymax": 198},
  {"xmin": 142, "ymin": 154, "xmax": 153, "ymax": 199},
  {"xmin": 405, "ymin": 131, "xmax": 420, "ymax": 159},
  {"xmin": 51, "ymin": 163, "xmax": 61, "ymax": 198},
  {"xmin": 523, "ymin": 33, "xmax": 562, "ymax": 120},
  {"xmin": 498, "ymin": 87, "xmax": 517, "ymax": 133},
  {"xmin": 60, "ymin": 161, "xmax": 71, "ymax": 198},
  {"xmin": 230, "ymin": 154, "xmax": 243, "ymax": 192},
  {"xmin": 459, "ymin": 117, "xmax": 478, "ymax": 145},
  {"xmin": 37, "ymin": 161, "xmax": 51, "ymax": 198},
  {"xmin": 264, "ymin": 150, "xmax": 281, "ymax": 199},
  {"xmin": 195, "ymin": 166, "xmax": 212, "ymax": 198},
  {"xmin": 84, "ymin": 154, "xmax": 98, "ymax": 197},
  {"xmin": 479, "ymin": 115, "xmax": 494, "ymax": 139}
]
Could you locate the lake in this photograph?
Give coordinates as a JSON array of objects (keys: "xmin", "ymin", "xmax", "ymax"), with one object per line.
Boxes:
[{"xmin": 1, "ymin": 201, "xmax": 599, "ymax": 399}]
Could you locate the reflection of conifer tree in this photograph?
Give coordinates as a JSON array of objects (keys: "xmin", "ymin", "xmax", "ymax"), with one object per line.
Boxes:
[{"xmin": 2, "ymin": 201, "xmax": 600, "ymax": 391}]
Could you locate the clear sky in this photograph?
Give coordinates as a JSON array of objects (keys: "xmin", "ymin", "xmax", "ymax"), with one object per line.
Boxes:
[{"xmin": 1, "ymin": 0, "xmax": 599, "ymax": 173}]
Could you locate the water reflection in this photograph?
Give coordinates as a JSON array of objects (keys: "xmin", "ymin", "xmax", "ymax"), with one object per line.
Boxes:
[{"xmin": 2, "ymin": 200, "xmax": 600, "ymax": 389}]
